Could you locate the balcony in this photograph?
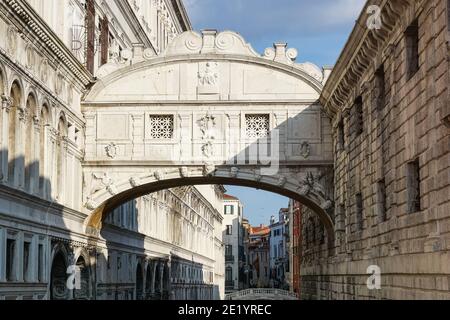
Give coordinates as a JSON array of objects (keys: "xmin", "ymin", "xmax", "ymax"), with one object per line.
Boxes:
[{"xmin": 225, "ymin": 255, "xmax": 235, "ymax": 262}]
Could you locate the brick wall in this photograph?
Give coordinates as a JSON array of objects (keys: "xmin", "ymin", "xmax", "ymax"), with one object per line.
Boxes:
[{"xmin": 303, "ymin": 0, "xmax": 450, "ymax": 300}]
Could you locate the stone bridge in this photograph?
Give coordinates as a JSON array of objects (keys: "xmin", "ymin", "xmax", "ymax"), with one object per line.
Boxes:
[
  {"xmin": 225, "ymin": 289, "xmax": 299, "ymax": 300},
  {"xmin": 81, "ymin": 30, "xmax": 335, "ymax": 245}
]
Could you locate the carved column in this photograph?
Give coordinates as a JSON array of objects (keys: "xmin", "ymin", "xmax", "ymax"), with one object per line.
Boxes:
[
  {"xmin": 83, "ymin": 113, "xmax": 96, "ymax": 159},
  {"xmin": 165, "ymin": 260, "xmax": 172, "ymax": 300},
  {"xmin": 131, "ymin": 114, "xmax": 144, "ymax": 159},
  {"xmin": 31, "ymin": 117, "xmax": 40, "ymax": 195},
  {"xmin": 226, "ymin": 113, "xmax": 241, "ymax": 165},
  {"xmin": 179, "ymin": 113, "xmax": 192, "ymax": 162},
  {"xmin": 151, "ymin": 260, "xmax": 157, "ymax": 297},
  {"xmin": 57, "ymin": 136, "xmax": 69, "ymax": 205},
  {"xmin": 0, "ymin": 95, "xmax": 12, "ymax": 183},
  {"xmin": 159, "ymin": 262, "xmax": 164, "ymax": 299},
  {"xmin": 274, "ymin": 112, "xmax": 288, "ymax": 163},
  {"xmin": 0, "ymin": 228, "xmax": 6, "ymax": 281},
  {"xmin": 16, "ymin": 108, "xmax": 27, "ymax": 189},
  {"xmin": 41, "ymin": 124, "xmax": 49, "ymax": 199},
  {"xmin": 49, "ymin": 129, "xmax": 58, "ymax": 200}
]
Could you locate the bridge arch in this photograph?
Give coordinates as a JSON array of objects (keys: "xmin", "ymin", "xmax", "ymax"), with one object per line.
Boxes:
[
  {"xmin": 84, "ymin": 166, "xmax": 335, "ymax": 248},
  {"xmin": 82, "ymin": 30, "xmax": 335, "ymax": 249}
]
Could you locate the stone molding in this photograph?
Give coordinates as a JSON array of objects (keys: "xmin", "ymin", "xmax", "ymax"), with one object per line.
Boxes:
[{"xmin": 1, "ymin": 0, "xmax": 93, "ymax": 86}]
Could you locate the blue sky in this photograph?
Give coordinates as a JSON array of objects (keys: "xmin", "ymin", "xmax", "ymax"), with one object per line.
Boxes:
[
  {"xmin": 184, "ymin": 0, "xmax": 366, "ymax": 67},
  {"xmin": 184, "ymin": 0, "xmax": 365, "ymax": 226}
]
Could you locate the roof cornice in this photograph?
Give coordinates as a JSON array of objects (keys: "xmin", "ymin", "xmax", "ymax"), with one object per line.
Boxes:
[
  {"xmin": 115, "ymin": 0, "xmax": 154, "ymax": 50},
  {"xmin": 169, "ymin": 0, "xmax": 192, "ymax": 32},
  {"xmin": 2, "ymin": 0, "xmax": 93, "ymax": 87},
  {"xmin": 319, "ymin": 0, "xmax": 422, "ymax": 117}
]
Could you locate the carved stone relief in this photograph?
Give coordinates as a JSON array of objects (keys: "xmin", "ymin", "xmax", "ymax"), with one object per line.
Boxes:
[
  {"xmin": 7, "ymin": 26, "xmax": 17, "ymax": 55},
  {"xmin": 198, "ymin": 62, "xmax": 219, "ymax": 95},
  {"xmin": 198, "ymin": 112, "xmax": 216, "ymax": 158},
  {"xmin": 105, "ymin": 142, "xmax": 118, "ymax": 159}
]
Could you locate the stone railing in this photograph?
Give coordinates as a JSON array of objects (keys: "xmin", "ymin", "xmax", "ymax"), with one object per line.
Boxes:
[{"xmin": 225, "ymin": 289, "xmax": 298, "ymax": 300}]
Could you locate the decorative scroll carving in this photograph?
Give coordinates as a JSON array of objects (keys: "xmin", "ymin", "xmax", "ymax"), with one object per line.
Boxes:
[
  {"xmin": 180, "ymin": 167, "xmax": 189, "ymax": 178},
  {"xmin": 105, "ymin": 142, "xmax": 118, "ymax": 159},
  {"xmin": 1, "ymin": 95, "xmax": 12, "ymax": 111},
  {"xmin": 300, "ymin": 141, "xmax": 311, "ymax": 159},
  {"xmin": 90, "ymin": 172, "xmax": 117, "ymax": 197},
  {"xmin": 203, "ymin": 163, "xmax": 216, "ymax": 177},
  {"xmin": 154, "ymin": 170, "xmax": 164, "ymax": 181},
  {"xmin": 85, "ymin": 197, "xmax": 99, "ymax": 211},
  {"xmin": 298, "ymin": 172, "xmax": 326, "ymax": 200},
  {"xmin": 143, "ymin": 48, "xmax": 155, "ymax": 60},
  {"xmin": 277, "ymin": 176, "xmax": 287, "ymax": 188},
  {"xmin": 263, "ymin": 47, "xmax": 276, "ymax": 60},
  {"xmin": 129, "ymin": 176, "xmax": 141, "ymax": 187}
]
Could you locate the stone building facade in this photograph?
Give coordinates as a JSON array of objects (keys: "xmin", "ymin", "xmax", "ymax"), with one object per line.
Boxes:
[
  {"xmin": 247, "ymin": 225, "xmax": 271, "ymax": 288},
  {"xmin": 0, "ymin": 0, "xmax": 225, "ymax": 300},
  {"xmin": 222, "ymin": 194, "xmax": 245, "ymax": 294},
  {"xmin": 302, "ymin": 0, "xmax": 450, "ymax": 300}
]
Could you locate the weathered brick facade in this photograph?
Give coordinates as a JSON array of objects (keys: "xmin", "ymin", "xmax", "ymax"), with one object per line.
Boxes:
[{"xmin": 303, "ymin": 0, "xmax": 450, "ymax": 299}]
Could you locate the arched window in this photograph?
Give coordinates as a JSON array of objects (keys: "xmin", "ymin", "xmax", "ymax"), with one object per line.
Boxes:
[
  {"xmin": 50, "ymin": 252, "xmax": 68, "ymax": 300},
  {"xmin": 24, "ymin": 94, "xmax": 37, "ymax": 192},
  {"xmin": 0, "ymin": 67, "xmax": 4, "ymax": 95},
  {"xmin": 73, "ymin": 256, "xmax": 90, "ymax": 300},
  {"xmin": 39, "ymin": 105, "xmax": 50, "ymax": 196},
  {"xmin": 154, "ymin": 262, "xmax": 161, "ymax": 299},
  {"xmin": 0, "ymin": 68, "xmax": 4, "ymax": 180},
  {"xmin": 145, "ymin": 263, "xmax": 153, "ymax": 300},
  {"xmin": 162, "ymin": 263, "xmax": 170, "ymax": 300},
  {"xmin": 136, "ymin": 263, "xmax": 143, "ymax": 300},
  {"xmin": 8, "ymin": 81, "xmax": 21, "ymax": 184}
]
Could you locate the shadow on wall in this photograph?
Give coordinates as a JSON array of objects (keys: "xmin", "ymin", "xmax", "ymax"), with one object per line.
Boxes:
[
  {"xmin": 0, "ymin": 152, "xmax": 96, "ymax": 300},
  {"xmin": 86, "ymin": 105, "xmax": 335, "ymax": 299},
  {"xmin": 87, "ymin": 104, "xmax": 336, "ymax": 251}
]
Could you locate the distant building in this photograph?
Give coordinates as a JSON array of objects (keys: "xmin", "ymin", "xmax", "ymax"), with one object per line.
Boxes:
[
  {"xmin": 269, "ymin": 208, "xmax": 289, "ymax": 289},
  {"xmin": 247, "ymin": 225, "xmax": 270, "ymax": 288},
  {"xmin": 222, "ymin": 194, "xmax": 245, "ymax": 293},
  {"xmin": 241, "ymin": 218, "xmax": 251, "ymax": 289},
  {"xmin": 288, "ymin": 200, "xmax": 302, "ymax": 296}
]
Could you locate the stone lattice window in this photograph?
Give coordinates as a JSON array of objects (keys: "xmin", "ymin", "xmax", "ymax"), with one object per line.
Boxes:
[
  {"xmin": 245, "ymin": 114, "xmax": 270, "ymax": 139},
  {"xmin": 149, "ymin": 115, "xmax": 174, "ymax": 139}
]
